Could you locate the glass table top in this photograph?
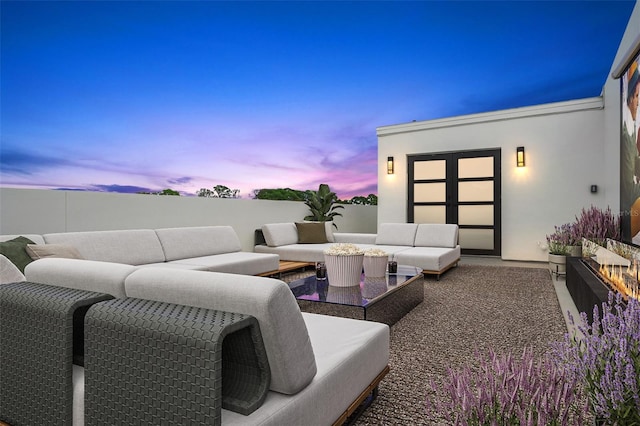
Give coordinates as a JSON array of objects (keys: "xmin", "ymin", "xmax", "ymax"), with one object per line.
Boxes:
[{"xmin": 287, "ymin": 265, "xmax": 422, "ymax": 308}]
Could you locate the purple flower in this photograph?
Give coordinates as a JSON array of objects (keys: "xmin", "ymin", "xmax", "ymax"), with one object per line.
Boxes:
[{"xmin": 551, "ymin": 292, "xmax": 640, "ymax": 423}]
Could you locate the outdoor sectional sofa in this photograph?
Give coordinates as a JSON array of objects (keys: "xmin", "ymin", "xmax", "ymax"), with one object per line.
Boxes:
[
  {"xmin": 1, "ymin": 258, "xmax": 389, "ymax": 425},
  {"xmin": 0, "ymin": 225, "xmax": 280, "ymax": 277},
  {"xmin": 255, "ymin": 222, "xmax": 461, "ymax": 278}
]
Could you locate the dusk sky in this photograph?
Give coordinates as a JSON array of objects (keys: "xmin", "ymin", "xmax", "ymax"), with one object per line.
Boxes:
[{"xmin": 1, "ymin": 1, "xmax": 636, "ymax": 199}]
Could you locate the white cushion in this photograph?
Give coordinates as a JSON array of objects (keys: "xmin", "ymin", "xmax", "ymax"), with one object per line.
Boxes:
[
  {"xmin": 155, "ymin": 226, "xmax": 242, "ymax": 261},
  {"xmin": 24, "ymin": 258, "xmax": 135, "ymax": 298},
  {"xmin": 168, "ymin": 252, "xmax": 280, "ymax": 275},
  {"xmin": 0, "ymin": 254, "xmax": 25, "ymax": 284},
  {"xmin": 222, "ymin": 313, "xmax": 389, "ymax": 425},
  {"xmin": 414, "ymin": 224, "xmax": 459, "ymax": 248},
  {"xmin": 394, "ymin": 246, "xmax": 461, "ymax": 272},
  {"xmin": 375, "ymin": 223, "xmax": 418, "ymax": 246},
  {"xmin": 43, "ymin": 230, "xmax": 165, "ymax": 265},
  {"xmin": 124, "ymin": 268, "xmax": 317, "ymax": 395},
  {"xmin": 262, "ymin": 223, "xmax": 298, "ymax": 247}
]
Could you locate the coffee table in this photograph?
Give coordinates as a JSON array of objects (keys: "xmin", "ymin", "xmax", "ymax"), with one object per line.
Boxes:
[{"xmin": 287, "ymin": 265, "xmax": 423, "ymax": 325}]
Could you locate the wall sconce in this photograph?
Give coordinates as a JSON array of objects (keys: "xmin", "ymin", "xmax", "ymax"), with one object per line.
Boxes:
[
  {"xmin": 387, "ymin": 156, "xmax": 394, "ymax": 174},
  {"xmin": 516, "ymin": 147, "xmax": 525, "ymax": 167}
]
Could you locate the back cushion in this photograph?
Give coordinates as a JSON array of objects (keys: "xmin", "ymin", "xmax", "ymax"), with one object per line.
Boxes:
[
  {"xmin": 124, "ymin": 268, "xmax": 317, "ymax": 395},
  {"xmin": 414, "ymin": 224, "xmax": 459, "ymax": 248},
  {"xmin": 43, "ymin": 230, "xmax": 165, "ymax": 265},
  {"xmin": 375, "ymin": 223, "xmax": 419, "ymax": 246},
  {"xmin": 155, "ymin": 226, "xmax": 242, "ymax": 261},
  {"xmin": 262, "ymin": 223, "xmax": 298, "ymax": 247}
]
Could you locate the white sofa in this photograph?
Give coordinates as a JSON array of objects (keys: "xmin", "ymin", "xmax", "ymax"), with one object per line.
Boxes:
[
  {"xmin": 9, "ymin": 261, "xmax": 389, "ymax": 425},
  {"xmin": 255, "ymin": 222, "xmax": 461, "ymax": 278},
  {"xmin": 1, "ymin": 226, "xmax": 280, "ymax": 277}
]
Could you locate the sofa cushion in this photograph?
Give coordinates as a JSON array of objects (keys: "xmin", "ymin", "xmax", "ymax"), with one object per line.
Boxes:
[
  {"xmin": 375, "ymin": 223, "xmax": 418, "ymax": 246},
  {"xmin": 0, "ymin": 236, "xmax": 35, "ymax": 273},
  {"xmin": 295, "ymin": 222, "xmax": 328, "ymax": 244},
  {"xmin": 124, "ymin": 268, "xmax": 317, "ymax": 395},
  {"xmin": 262, "ymin": 223, "xmax": 298, "ymax": 247},
  {"xmin": 168, "ymin": 252, "xmax": 280, "ymax": 275},
  {"xmin": 26, "ymin": 244, "xmax": 84, "ymax": 260},
  {"xmin": 0, "ymin": 234, "xmax": 45, "ymax": 245},
  {"xmin": 0, "ymin": 254, "xmax": 26, "ymax": 284},
  {"xmin": 24, "ymin": 258, "xmax": 135, "ymax": 298},
  {"xmin": 394, "ymin": 246, "xmax": 461, "ymax": 272},
  {"xmin": 155, "ymin": 226, "xmax": 242, "ymax": 261},
  {"xmin": 414, "ymin": 224, "xmax": 459, "ymax": 248},
  {"xmin": 43, "ymin": 230, "xmax": 166, "ymax": 265}
]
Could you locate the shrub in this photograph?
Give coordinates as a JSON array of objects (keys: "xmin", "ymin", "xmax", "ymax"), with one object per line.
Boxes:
[
  {"xmin": 426, "ymin": 347, "xmax": 587, "ymax": 425},
  {"xmin": 551, "ymin": 292, "xmax": 640, "ymax": 424},
  {"xmin": 573, "ymin": 206, "xmax": 620, "ymax": 246}
]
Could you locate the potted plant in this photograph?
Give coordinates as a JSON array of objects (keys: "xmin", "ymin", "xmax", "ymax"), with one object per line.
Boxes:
[
  {"xmin": 572, "ymin": 205, "xmax": 621, "ymax": 248},
  {"xmin": 547, "ymin": 223, "xmax": 571, "ymax": 275},
  {"xmin": 304, "ymin": 184, "xmax": 344, "ymax": 229}
]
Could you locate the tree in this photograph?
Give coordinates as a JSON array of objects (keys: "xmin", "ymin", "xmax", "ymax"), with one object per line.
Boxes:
[
  {"xmin": 137, "ymin": 188, "xmax": 180, "ymax": 196},
  {"xmin": 197, "ymin": 185, "xmax": 240, "ymax": 198},
  {"xmin": 304, "ymin": 184, "xmax": 344, "ymax": 228},
  {"xmin": 252, "ymin": 188, "xmax": 308, "ymax": 201}
]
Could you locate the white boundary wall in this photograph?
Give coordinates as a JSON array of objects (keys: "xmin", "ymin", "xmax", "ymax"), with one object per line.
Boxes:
[
  {"xmin": 376, "ymin": 1, "xmax": 640, "ymax": 262},
  {"xmin": 0, "ymin": 188, "xmax": 377, "ymax": 252}
]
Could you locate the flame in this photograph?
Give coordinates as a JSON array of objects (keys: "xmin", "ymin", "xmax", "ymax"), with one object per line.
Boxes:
[{"xmin": 598, "ymin": 259, "xmax": 640, "ymax": 301}]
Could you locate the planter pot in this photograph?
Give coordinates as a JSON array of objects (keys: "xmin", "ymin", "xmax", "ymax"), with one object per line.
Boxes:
[
  {"xmin": 324, "ymin": 254, "xmax": 364, "ymax": 287},
  {"xmin": 363, "ymin": 255, "xmax": 388, "ymax": 277},
  {"xmin": 567, "ymin": 245, "xmax": 582, "ymax": 257},
  {"xmin": 548, "ymin": 253, "xmax": 567, "ymax": 276}
]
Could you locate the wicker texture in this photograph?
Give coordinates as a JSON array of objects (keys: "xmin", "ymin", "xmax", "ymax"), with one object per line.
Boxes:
[
  {"xmin": 84, "ymin": 298, "xmax": 270, "ymax": 425},
  {"xmin": 0, "ymin": 281, "xmax": 112, "ymax": 426}
]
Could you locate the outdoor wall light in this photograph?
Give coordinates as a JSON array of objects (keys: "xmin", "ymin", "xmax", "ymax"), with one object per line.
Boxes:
[
  {"xmin": 387, "ymin": 156, "xmax": 394, "ymax": 174},
  {"xmin": 516, "ymin": 146, "xmax": 525, "ymax": 167}
]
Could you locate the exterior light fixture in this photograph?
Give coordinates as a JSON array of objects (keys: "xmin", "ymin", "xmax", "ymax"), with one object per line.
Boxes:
[
  {"xmin": 516, "ymin": 147, "xmax": 525, "ymax": 167},
  {"xmin": 387, "ymin": 156, "xmax": 394, "ymax": 174}
]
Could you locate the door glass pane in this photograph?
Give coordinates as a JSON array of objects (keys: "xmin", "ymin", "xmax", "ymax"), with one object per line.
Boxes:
[
  {"xmin": 458, "ymin": 181, "xmax": 493, "ymax": 202},
  {"xmin": 414, "ymin": 206, "xmax": 446, "ymax": 224},
  {"xmin": 458, "ymin": 157, "xmax": 493, "ymax": 178},
  {"xmin": 459, "ymin": 228, "xmax": 494, "ymax": 250},
  {"xmin": 414, "ymin": 182, "xmax": 446, "ymax": 203},
  {"xmin": 459, "ymin": 205, "xmax": 493, "ymax": 226},
  {"xmin": 414, "ymin": 160, "xmax": 446, "ymax": 180}
]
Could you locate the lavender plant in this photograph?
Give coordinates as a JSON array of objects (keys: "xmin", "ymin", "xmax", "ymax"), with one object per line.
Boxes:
[
  {"xmin": 425, "ymin": 347, "xmax": 587, "ymax": 425},
  {"xmin": 546, "ymin": 223, "xmax": 573, "ymax": 255},
  {"xmin": 551, "ymin": 292, "xmax": 640, "ymax": 424},
  {"xmin": 573, "ymin": 205, "xmax": 621, "ymax": 247}
]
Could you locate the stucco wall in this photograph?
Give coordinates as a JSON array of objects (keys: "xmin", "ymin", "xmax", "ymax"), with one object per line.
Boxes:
[
  {"xmin": 0, "ymin": 188, "xmax": 377, "ymax": 251},
  {"xmin": 376, "ymin": 1, "xmax": 640, "ymax": 262}
]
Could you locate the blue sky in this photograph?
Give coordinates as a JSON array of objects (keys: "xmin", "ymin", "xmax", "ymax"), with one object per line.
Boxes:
[{"xmin": 1, "ymin": 0, "xmax": 636, "ymax": 199}]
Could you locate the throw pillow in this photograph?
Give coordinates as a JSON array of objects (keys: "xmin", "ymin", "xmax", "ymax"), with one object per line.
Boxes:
[
  {"xmin": 26, "ymin": 244, "xmax": 84, "ymax": 260},
  {"xmin": 295, "ymin": 222, "xmax": 328, "ymax": 244},
  {"xmin": 0, "ymin": 236, "xmax": 36, "ymax": 273}
]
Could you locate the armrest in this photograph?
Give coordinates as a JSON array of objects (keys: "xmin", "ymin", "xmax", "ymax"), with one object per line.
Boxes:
[
  {"xmin": 84, "ymin": 298, "xmax": 270, "ymax": 423},
  {"xmin": 0, "ymin": 282, "xmax": 112, "ymax": 425}
]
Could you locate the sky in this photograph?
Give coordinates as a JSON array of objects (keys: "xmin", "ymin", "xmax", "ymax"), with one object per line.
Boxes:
[{"xmin": 0, "ymin": 1, "xmax": 636, "ymax": 200}]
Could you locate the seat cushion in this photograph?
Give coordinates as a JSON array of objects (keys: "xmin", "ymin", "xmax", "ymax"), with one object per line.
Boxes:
[
  {"xmin": 169, "ymin": 252, "xmax": 280, "ymax": 275},
  {"xmin": 124, "ymin": 268, "xmax": 317, "ymax": 395},
  {"xmin": 394, "ymin": 246, "xmax": 461, "ymax": 272}
]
